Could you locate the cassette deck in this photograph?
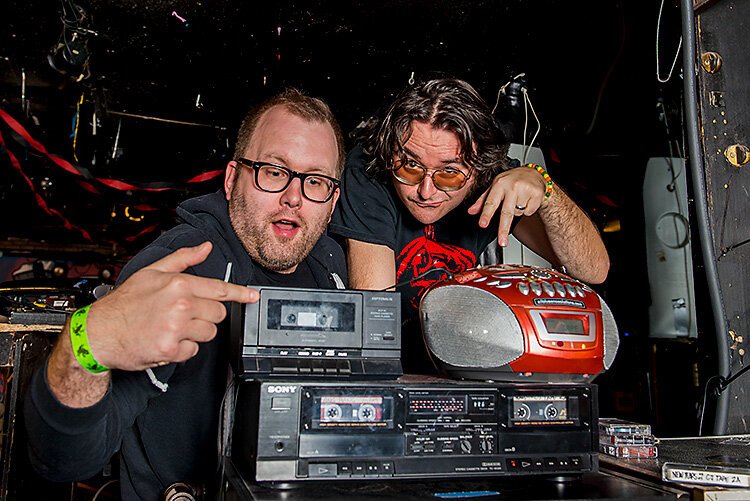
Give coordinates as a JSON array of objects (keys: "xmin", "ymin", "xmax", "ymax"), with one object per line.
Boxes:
[
  {"xmin": 231, "ymin": 378, "xmax": 598, "ymax": 483},
  {"xmin": 231, "ymin": 286, "xmax": 402, "ymax": 378}
]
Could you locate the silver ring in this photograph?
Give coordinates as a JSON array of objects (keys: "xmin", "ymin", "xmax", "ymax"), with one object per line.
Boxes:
[{"xmin": 515, "ymin": 205, "xmax": 527, "ymax": 211}]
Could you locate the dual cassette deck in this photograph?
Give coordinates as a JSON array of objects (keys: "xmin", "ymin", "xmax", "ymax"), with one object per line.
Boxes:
[{"xmin": 231, "ymin": 379, "xmax": 598, "ymax": 482}]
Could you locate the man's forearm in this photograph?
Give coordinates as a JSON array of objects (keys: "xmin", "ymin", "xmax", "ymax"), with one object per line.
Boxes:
[
  {"xmin": 537, "ymin": 185, "xmax": 610, "ymax": 284},
  {"xmin": 47, "ymin": 318, "xmax": 110, "ymax": 408}
]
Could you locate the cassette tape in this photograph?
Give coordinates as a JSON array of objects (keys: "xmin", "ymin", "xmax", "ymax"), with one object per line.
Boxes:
[{"xmin": 318, "ymin": 396, "xmax": 389, "ymax": 426}]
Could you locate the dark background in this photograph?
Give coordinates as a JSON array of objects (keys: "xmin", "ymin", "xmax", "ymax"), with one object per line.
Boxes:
[{"xmin": 1, "ymin": 0, "xmax": 709, "ymax": 439}]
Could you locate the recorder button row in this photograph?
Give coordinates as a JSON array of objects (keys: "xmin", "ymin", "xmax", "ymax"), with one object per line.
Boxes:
[
  {"xmin": 271, "ymin": 359, "xmax": 352, "ymax": 375},
  {"xmin": 336, "ymin": 461, "xmax": 394, "ymax": 477}
]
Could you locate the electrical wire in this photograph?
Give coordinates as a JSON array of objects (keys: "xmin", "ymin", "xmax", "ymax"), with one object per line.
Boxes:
[
  {"xmin": 521, "ymin": 88, "xmax": 541, "ymax": 165},
  {"xmin": 656, "ymin": 0, "xmax": 683, "ymax": 83},
  {"xmin": 91, "ymin": 479, "xmax": 118, "ymax": 501},
  {"xmin": 378, "ymin": 267, "xmax": 455, "ymax": 292},
  {"xmin": 72, "ymin": 93, "xmax": 84, "ymax": 162}
]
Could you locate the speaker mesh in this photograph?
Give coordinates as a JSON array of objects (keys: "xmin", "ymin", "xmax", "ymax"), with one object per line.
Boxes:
[
  {"xmin": 420, "ymin": 285, "xmax": 524, "ymax": 368},
  {"xmin": 600, "ymin": 298, "xmax": 620, "ymax": 369}
]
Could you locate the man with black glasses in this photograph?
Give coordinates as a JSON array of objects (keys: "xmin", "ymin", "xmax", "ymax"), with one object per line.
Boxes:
[
  {"xmin": 330, "ymin": 78, "xmax": 608, "ymax": 372},
  {"xmin": 25, "ymin": 89, "xmax": 347, "ymax": 499}
]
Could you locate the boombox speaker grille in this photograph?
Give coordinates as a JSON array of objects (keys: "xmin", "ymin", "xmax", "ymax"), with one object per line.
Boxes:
[
  {"xmin": 601, "ymin": 299, "xmax": 619, "ymax": 369},
  {"xmin": 420, "ymin": 285, "xmax": 524, "ymax": 368}
]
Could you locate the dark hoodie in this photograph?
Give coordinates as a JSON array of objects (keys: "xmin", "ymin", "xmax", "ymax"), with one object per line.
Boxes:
[{"xmin": 24, "ymin": 191, "xmax": 347, "ymax": 500}]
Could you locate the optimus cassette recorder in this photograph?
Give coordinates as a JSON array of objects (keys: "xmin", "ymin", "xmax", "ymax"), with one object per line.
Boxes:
[
  {"xmin": 231, "ymin": 378, "xmax": 598, "ymax": 483},
  {"xmin": 230, "ymin": 286, "xmax": 402, "ymax": 379}
]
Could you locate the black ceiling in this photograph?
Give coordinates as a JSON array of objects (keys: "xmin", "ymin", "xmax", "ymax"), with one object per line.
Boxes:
[{"xmin": 0, "ymin": 0, "xmax": 684, "ymax": 257}]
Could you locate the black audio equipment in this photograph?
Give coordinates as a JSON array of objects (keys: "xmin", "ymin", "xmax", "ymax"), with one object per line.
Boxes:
[
  {"xmin": 230, "ymin": 287, "xmax": 401, "ymax": 379},
  {"xmin": 420, "ymin": 265, "xmax": 619, "ymax": 382},
  {"xmin": 231, "ymin": 378, "xmax": 598, "ymax": 482}
]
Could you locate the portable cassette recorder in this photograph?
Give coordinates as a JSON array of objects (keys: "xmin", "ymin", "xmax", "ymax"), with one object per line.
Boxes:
[
  {"xmin": 231, "ymin": 286, "xmax": 402, "ymax": 379},
  {"xmin": 231, "ymin": 378, "xmax": 598, "ymax": 483}
]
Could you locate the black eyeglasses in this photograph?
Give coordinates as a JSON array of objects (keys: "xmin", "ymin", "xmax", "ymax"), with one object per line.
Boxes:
[
  {"xmin": 236, "ymin": 158, "xmax": 340, "ymax": 203},
  {"xmin": 390, "ymin": 158, "xmax": 471, "ymax": 192}
]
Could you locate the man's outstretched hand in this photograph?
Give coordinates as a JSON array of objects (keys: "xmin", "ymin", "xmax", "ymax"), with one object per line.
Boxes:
[{"xmin": 86, "ymin": 242, "xmax": 258, "ymax": 371}]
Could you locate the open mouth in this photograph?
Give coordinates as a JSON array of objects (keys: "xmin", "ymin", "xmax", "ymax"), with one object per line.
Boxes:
[{"xmin": 272, "ymin": 218, "xmax": 301, "ymax": 236}]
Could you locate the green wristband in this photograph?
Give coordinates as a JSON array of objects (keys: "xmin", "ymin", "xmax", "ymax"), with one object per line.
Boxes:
[{"xmin": 69, "ymin": 305, "xmax": 110, "ymax": 374}]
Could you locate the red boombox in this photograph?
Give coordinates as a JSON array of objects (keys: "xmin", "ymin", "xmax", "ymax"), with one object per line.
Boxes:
[{"xmin": 419, "ymin": 265, "xmax": 619, "ymax": 383}]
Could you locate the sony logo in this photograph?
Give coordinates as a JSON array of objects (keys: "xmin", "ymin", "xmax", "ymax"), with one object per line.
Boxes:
[{"xmin": 267, "ymin": 385, "xmax": 298, "ymax": 394}]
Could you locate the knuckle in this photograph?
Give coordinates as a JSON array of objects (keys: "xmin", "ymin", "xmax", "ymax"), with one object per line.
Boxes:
[
  {"xmin": 170, "ymin": 274, "xmax": 190, "ymax": 290},
  {"xmin": 173, "ymin": 297, "xmax": 191, "ymax": 312},
  {"xmin": 155, "ymin": 339, "xmax": 178, "ymax": 359}
]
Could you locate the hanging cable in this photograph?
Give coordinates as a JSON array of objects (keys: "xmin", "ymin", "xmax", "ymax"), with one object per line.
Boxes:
[{"xmin": 656, "ymin": 0, "xmax": 683, "ymax": 83}]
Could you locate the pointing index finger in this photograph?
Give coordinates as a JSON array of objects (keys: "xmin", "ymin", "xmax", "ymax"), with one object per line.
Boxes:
[{"xmin": 187, "ymin": 275, "xmax": 259, "ymax": 303}]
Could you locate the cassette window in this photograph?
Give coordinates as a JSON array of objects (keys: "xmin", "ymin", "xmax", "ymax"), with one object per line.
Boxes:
[
  {"xmin": 267, "ymin": 299, "xmax": 356, "ymax": 332},
  {"xmin": 304, "ymin": 388, "xmax": 398, "ymax": 432}
]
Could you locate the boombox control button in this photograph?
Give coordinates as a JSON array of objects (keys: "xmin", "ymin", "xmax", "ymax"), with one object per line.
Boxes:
[
  {"xmin": 366, "ymin": 463, "xmax": 380, "ymax": 475},
  {"xmin": 565, "ymin": 284, "xmax": 578, "ymax": 296},
  {"xmin": 543, "ymin": 457, "xmax": 558, "ymax": 470},
  {"xmin": 575, "ymin": 286, "xmax": 585, "ymax": 297},
  {"xmin": 569, "ymin": 456, "xmax": 583, "ymax": 469},
  {"xmin": 530, "ymin": 269, "xmax": 552, "ymax": 279},
  {"xmin": 542, "ymin": 282, "xmax": 555, "ymax": 296},
  {"xmin": 530, "ymin": 283, "xmax": 542, "ymax": 296},
  {"xmin": 554, "ymin": 282, "xmax": 566, "ymax": 296},
  {"xmin": 380, "ymin": 461, "xmax": 394, "ymax": 475},
  {"xmin": 518, "ymin": 283, "xmax": 530, "ymax": 295}
]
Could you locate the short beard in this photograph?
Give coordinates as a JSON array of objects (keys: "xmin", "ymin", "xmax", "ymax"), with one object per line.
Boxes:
[{"xmin": 228, "ymin": 188, "xmax": 327, "ymax": 273}]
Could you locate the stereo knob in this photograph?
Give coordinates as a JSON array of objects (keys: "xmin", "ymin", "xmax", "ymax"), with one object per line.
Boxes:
[
  {"xmin": 479, "ymin": 438, "xmax": 494, "ymax": 453},
  {"xmin": 460, "ymin": 439, "xmax": 472, "ymax": 453}
]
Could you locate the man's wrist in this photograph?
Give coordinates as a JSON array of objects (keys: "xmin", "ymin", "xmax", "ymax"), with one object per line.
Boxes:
[
  {"xmin": 526, "ymin": 163, "xmax": 553, "ymax": 200},
  {"xmin": 69, "ymin": 305, "xmax": 110, "ymax": 374}
]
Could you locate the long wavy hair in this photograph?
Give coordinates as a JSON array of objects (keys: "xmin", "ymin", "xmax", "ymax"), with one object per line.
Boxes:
[{"xmin": 360, "ymin": 78, "xmax": 509, "ymax": 192}]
